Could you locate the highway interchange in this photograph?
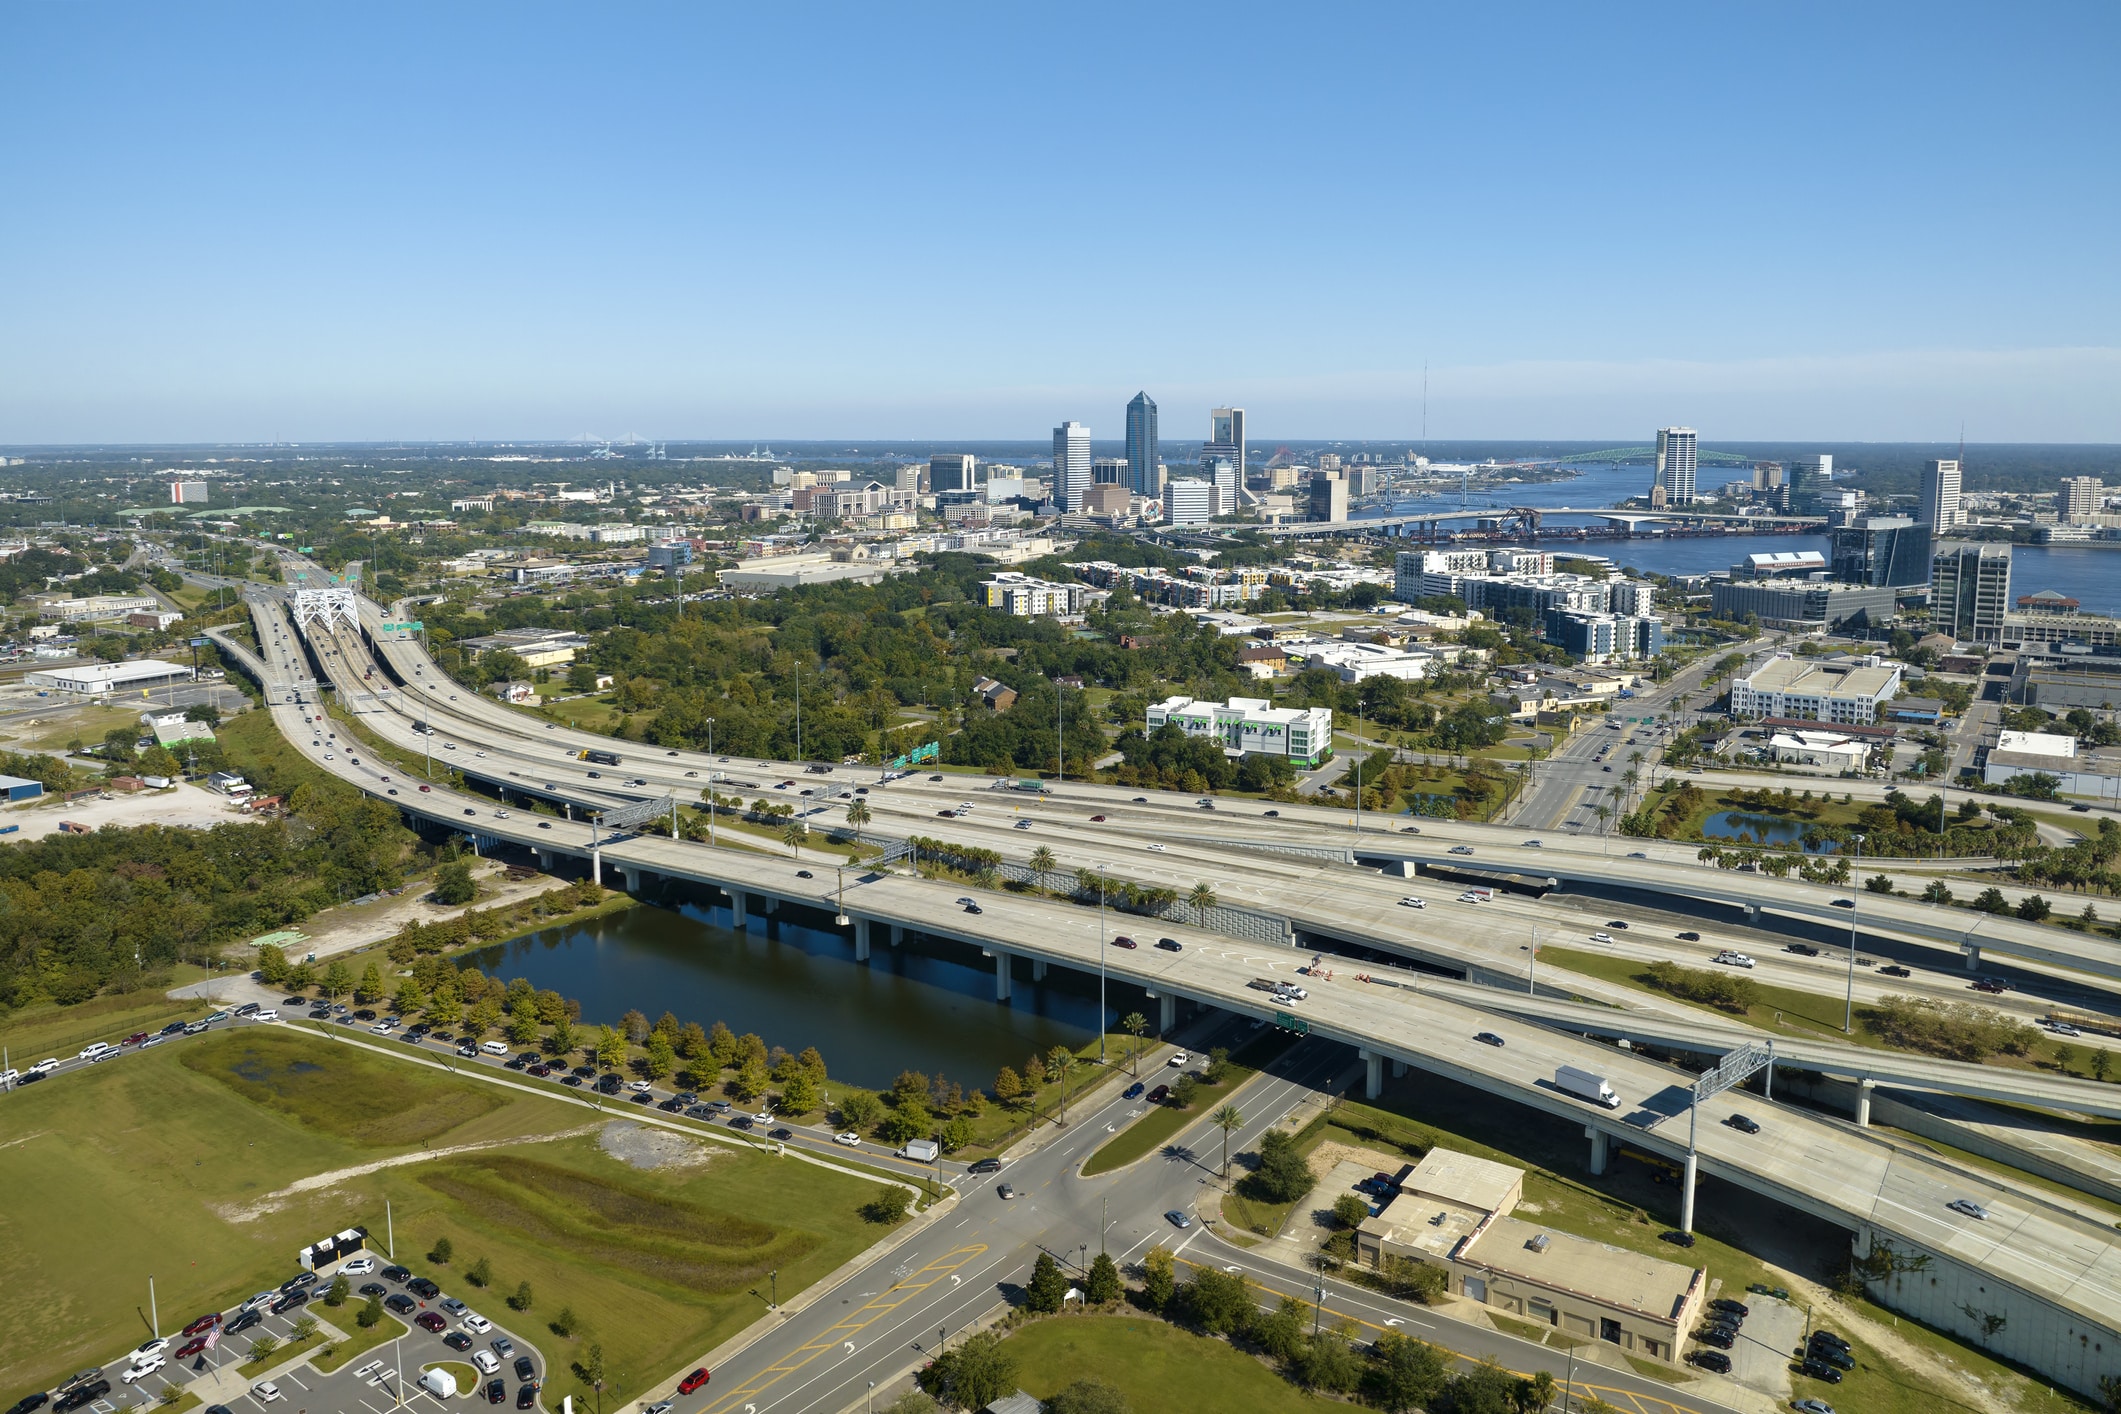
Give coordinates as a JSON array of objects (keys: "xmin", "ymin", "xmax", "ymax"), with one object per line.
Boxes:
[{"xmin": 162, "ymin": 552, "xmax": 2121, "ymax": 1404}]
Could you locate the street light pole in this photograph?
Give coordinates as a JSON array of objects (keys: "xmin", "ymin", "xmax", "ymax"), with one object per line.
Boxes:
[
  {"xmin": 1845, "ymin": 832, "xmax": 1866, "ymax": 1033},
  {"xmin": 1097, "ymin": 864, "xmax": 1108, "ymax": 1065}
]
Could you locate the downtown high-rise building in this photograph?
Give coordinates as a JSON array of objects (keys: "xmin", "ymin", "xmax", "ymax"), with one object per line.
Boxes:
[
  {"xmin": 1204, "ymin": 406, "xmax": 1246, "ymax": 488},
  {"xmin": 1653, "ymin": 427, "xmax": 1697, "ymax": 505},
  {"xmin": 1125, "ymin": 392, "xmax": 1159, "ymax": 498},
  {"xmin": 929, "ymin": 453, "xmax": 977, "ymax": 494},
  {"xmin": 1920, "ymin": 458, "xmax": 1962, "ymax": 530},
  {"xmin": 1932, "ymin": 541, "xmax": 2011, "ymax": 641},
  {"xmin": 1052, "ymin": 421, "xmax": 1092, "ymax": 511},
  {"xmin": 2062, "ymin": 475, "xmax": 2104, "ymax": 524}
]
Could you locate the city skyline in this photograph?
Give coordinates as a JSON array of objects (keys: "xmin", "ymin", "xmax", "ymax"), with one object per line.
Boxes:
[{"xmin": 1, "ymin": 4, "xmax": 2115, "ymax": 443}]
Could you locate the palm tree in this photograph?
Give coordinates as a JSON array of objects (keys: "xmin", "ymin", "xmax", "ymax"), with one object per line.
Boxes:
[
  {"xmin": 781, "ymin": 821, "xmax": 808, "ymax": 860},
  {"xmin": 1047, "ymin": 1046, "xmax": 1076, "ymax": 1125},
  {"xmin": 1120, "ymin": 1011, "xmax": 1148, "ymax": 1076},
  {"xmin": 844, "ymin": 797, "xmax": 872, "ymax": 831},
  {"xmin": 1187, "ymin": 881, "xmax": 1219, "ymax": 924},
  {"xmin": 1593, "ymin": 804, "xmax": 1611, "ymax": 832},
  {"xmin": 1029, "ymin": 844, "xmax": 1057, "ymax": 886},
  {"xmin": 1210, "ymin": 1102, "xmax": 1244, "ymax": 1177}
]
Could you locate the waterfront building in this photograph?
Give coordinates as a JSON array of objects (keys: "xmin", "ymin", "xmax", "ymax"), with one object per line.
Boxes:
[
  {"xmin": 1920, "ymin": 458, "xmax": 1963, "ymax": 530},
  {"xmin": 1309, "ymin": 471, "xmax": 1348, "ymax": 522},
  {"xmin": 1653, "ymin": 428, "xmax": 1698, "ymax": 505},
  {"xmin": 1932, "ymin": 542, "xmax": 2011, "ymax": 641},
  {"xmin": 1830, "ymin": 515, "xmax": 1932, "ymax": 587},
  {"xmin": 2062, "ymin": 476, "xmax": 2104, "ymax": 525},
  {"xmin": 1052, "ymin": 422, "xmax": 1091, "ymax": 512}
]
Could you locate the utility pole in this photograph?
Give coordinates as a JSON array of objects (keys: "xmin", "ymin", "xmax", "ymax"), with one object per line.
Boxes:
[
  {"xmin": 1845, "ymin": 833, "xmax": 1866, "ymax": 1033},
  {"xmin": 1097, "ymin": 864, "xmax": 1108, "ymax": 1064},
  {"xmin": 706, "ymin": 718, "xmax": 717, "ymax": 846}
]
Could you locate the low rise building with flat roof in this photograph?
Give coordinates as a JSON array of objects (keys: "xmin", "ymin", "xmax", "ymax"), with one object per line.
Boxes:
[
  {"xmin": 1729, "ymin": 652, "xmax": 1903, "ymax": 725},
  {"xmin": 456, "ymin": 628, "xmax": 588, "ymax": 669},
  {"xmin": 1357, "ymin": 1148, "xmax": 1703, "ymax": 1365},
  {"xmin": 980, "ymin": 573, "xmax": 1089, "ymax": 618},
  {"xmin": 1145, "ymin": 695, "xmax": 1333, "ymax": 767},
  {"xmin": 1982, "ymin": 730, "xmax": 2121, "ymax": 797},
  {"xmin": 25, "ymin": 658, "xmax": 196, "ymax": 695}
]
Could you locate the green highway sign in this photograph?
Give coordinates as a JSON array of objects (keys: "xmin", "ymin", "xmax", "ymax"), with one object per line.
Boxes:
[{"xmin": 1275, "ymin": 1011, "xmax": 1308, "ymax": 1034}]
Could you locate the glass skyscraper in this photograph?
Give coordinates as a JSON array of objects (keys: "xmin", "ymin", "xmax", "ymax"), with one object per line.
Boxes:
[{"xmin": 1125, "ymin": 392, "xmax": 1158, "ymax": 498}]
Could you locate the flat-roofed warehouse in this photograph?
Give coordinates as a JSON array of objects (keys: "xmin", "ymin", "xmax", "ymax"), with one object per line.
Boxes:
[{"xmin": 24, "ymin": 659, "xmax": 197, "ymax": 695}]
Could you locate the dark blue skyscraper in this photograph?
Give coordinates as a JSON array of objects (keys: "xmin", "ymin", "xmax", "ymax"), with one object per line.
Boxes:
[{"xmin": 1125, "ymin": 391, "xmax": 1158, "ymax": 498}]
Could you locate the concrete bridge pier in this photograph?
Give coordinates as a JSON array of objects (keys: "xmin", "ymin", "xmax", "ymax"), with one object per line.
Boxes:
[
  {"xmin": 536, "ymin": 850, "xmax": 553, "ymax": 871},
  {"xmin": 1680, "ymin": 1152, "xmax": 1700, "ymax": 1234},
  {"xmin": 986, "ymin": 949, "xmax": 1012, "ymax": 1002},
  {"xmin": 1156, "ymin": 992, "xmax": 1176, "ymax": 1033},
  {"xmin": 618, "ymin": 866, "xmax": 640, "ymax": 893},
  {"xmin": 1358, "ymin": 1049, "xmax": 1384, "ymax": 1101},
  {"xmin": 1031, "ymin": 958, "xmax": 1048, "ymax": 982},
  {"xmin": 853, "ymin": 918, "xmax": 872, "ymax": 963},
  {"xmin": 1964, "ymin": 944, "xmax": 1983, "ymax": 971},
  {"xmin": 1391, "ymin": 1059, "xmax": 1408, "ymax": 1079},
  {"xmin": 889, "ymin": 924, "xmax": 903, "ymax": 947},
  {"xmin": 1586, "ymin": 1127, "xmax": 1611, "ymax": 1175},
  {"xmin": 1856, "ymin": 1078, "xmax": 1875, "ymax": 1127},
  {"xmin": 590, "ymin": 846, "xmax": 602, "ymax": 887},
  {"xmin": 731, "ymin": 889, "xmax": 749, "ymax": 929},
  {"xmin": 1745, "ymin": 902, "xmax": 1763, "ymax": 924}
]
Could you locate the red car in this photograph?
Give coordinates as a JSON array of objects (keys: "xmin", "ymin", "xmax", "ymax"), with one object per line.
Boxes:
[
  {"xmin": 122, "ymin": 1032, "xmax": 150, "ymax": 1047},
  {"xmin": 182, "ymin": 1312, "xmax": 223, "ymax": 1336},
  {"xmin": 1147, "ymin": 1084, "xmax": 1169, "ymax": 1103},
  {"xmin": 1089, "ymin": 814, "xmax": 1106, "ymax": 822},
  {"xmin": 417, "ymin": 1311, "xmax": 447, "ymax": 1332},
  {"xmin": 677, "ymin": 1369, "xmax": 711, "ymax": 1396},
  {"xmin": 419, "ymin": 784, "xmax": 433, "ymax": 792},
  {"xmin": 1110, "ymin": 936, "xmax": 1137, "ymax": 949},
  {"xmin": 174, "ymin": 1337, "xmax": 211, "ymax": 1360}
]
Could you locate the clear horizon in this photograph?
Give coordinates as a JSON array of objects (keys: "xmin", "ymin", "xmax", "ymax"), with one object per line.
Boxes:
[{"xmin": 3, "ymin": 3, "xmax": 2115, "ymax": 444}]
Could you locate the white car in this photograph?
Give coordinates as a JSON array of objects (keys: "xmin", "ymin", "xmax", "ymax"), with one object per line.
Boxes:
[
  {"xmin": 240, "ymin": 1290, "xmax": 278, "ymax": 1313},
  {"xmin": 629, "ymin": 1079, "xmax": 653, "ymax": 1092},
  {"xmin": 0, "ymin": 1069, "xmax": 16, "ymax": 1086},
  {"xmin": 1146, "ymin": 843, "xmax": 1166, "ymax": 852},
  {"xmin": 1398, "ymin": 897, "xmax": 1426, "ymax": 909},
  {"xmin": 751, "ymin": 1111, "xmax": 774, "ymax": 1125},
  {"xmin": 78, "ymin": 1040, "xmax": 112, "ymax": 1060},
  {"xmin": 834, "ymin": 1132, "xmax": 861, "ymax": 1147},
  {"xmin": 1714, "ymin": 951, "xmax": 1757, "ymax": 969},
  {"xmin": 1588, "ymin": 932, "xmax": 1615, "ymax": 944},
  {"xmin": 494, "ymin": 810, "xmax": 510, "ymax": 819},
  {"xmin": 253, "ymin": 1381, "xmax": 284, "ymax": 1403},
  {"xmin": 135, "ymin": 1337, "xmax": 171, "ymax": 1359},
  {"xmin": 370, "ymin": 1021, "xmax": 394, "ymax": 1034},
  {"xmin": 341, "ymin": 1255, "xmax": 376, "ymax": 1275},
  {"xmin": 31, "ymin": 1058, "xmax": 59, "ymax": 1075},
  {"xmin": 255, "ymin": 1008, "xmax": 280, "ymax": 1022},
  {"xmin": 463, "ymin": 1313, "xmax": 493, "ymax": 1334},
  {"xmin": 1168, "ymin": 1051, "xmax": 1189, "ymax": 1068},
  {"xmin": 471, "ymin": 1351, "xmax": 501, "ymax": 1376},
  {"xmin": 123, "ymin": 1357, "xmax": 166, "ymax": 1383}
]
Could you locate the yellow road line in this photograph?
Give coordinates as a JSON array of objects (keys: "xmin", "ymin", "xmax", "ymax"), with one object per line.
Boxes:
[
  {"xmin": 1175, "ymin": 1256, "xmax": 1696, "ymax": 1414},
  {"xmin": 698, "ymin": 1244, "xmax": 990, "ymax": 1414}
]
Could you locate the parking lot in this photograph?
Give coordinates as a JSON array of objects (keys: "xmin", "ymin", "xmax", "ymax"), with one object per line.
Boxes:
[{"xmin": 28, "ymin": 1250, "xmax": 543, "ymax": 1414}]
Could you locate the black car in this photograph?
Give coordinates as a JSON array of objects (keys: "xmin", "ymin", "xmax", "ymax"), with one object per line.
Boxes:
[
  {"xmin": 1694, "ymin": 1330, "xmax": 1734, "ymax": 1350},
  {"xmin": 225, "ymin": 1310, "xmax": 262, "ymax": 1336},
  {"xmin": 1709, "ymin": 1298, "xmax": 1748, "ymax": 1316},
  {"xmin": 967, "ymin": 1158, "xmax": 1002, "ymax": 1175},
  {"xmin": 358, "ymin": 1282, "xmax": 387, "ymax": 1298},
  {"xmin": 53, "ymin": 1384, "xmax": 109, "ymax": 1413},
  {"xmin": 769, "ymin": 1127, "xmax": 793, "ymax": 1141},
  {"xmin": 385, "ymin": 1294, "xmax": 417, "ymax": 1314},
  {"xmin": 486, "ymin": 1379, "xmax": 507, "ymax": 1405},
  {"xmin": 15, "ymin": 1069, "xmax": 43, "ymax": 1086},
  {"xmin": 279, "ymin": 1273, "xmax": 315, "ymax": 1293},
  {"xmin": 1725, "ymin": 1114, "xmax": 1761, "ymax": 1135},
  {"xmin": 9, "ymin": 1394, "xmax": 50, "ymax": 1414},
  {"xmin": 1474, "ymin": 1032, "xmax": 1506, "ymax": 1047},
  {"xmin": 382, "ymin": 1264, "xmax": 411, "ymax": 1283},
  {"xmin": 159, "ymin": 1021, "xmax": 186, "ymax": 1035},
  {"xmin": 658, "ymin": 1096, "xmax": 685, "ymax": 1112},
  {"xmin": 1687, "ymin": 1351, "xmax": 1730, "ymax": 1373},
  {"xmin": 1676, "ymin": 931, "xmax": 1701, "ymax": 942},
  {"xmin": 408, "ymin": 1277, "xmax": 441, "ymax": 1299},
  {"xmin": 1806, "ymin": 1343, "xmax": 1854, "ymax": 1370},
  {"xmin": 1799, "ymin": 1359, "xmax": 1845, "ymax": 1384},
  {"xmin": 443, "ymin": 1332, "xmax": 473, "ymax": 1352},
  {"xmin": 1809, "ymin": 1329, "xmax": 1850, "ymax": 1352},
  {"xmin": 1786, "ymin": 943, "xmax": 1820, "ymax": 956},
  {"xmin": 795, "ymin": 869, "xmax": 812, "ymax": 879},
  {"xmin": 270, "ymin": 1289, "xmax": 310, "ymax": 1314},
  {"xmin": 963, "ymin": 902, "xmax": 983, "ymax": 914},
  {"xmin": 730, "ymin": 1116, "xmax": 755, "ymax": 1130},
  {"xmin": 596, "ymin": 1074, "xmax": 621, "ymax": 1095},
  {"xmin": 516, "ymin": 1387, "xmax": 537, "ymax": 1409},
  {"xmin": 562, "ymin": 1075, "xmax": 585, "ymax": 1087},
  {"xmin": 513, "ymin": 1358, "xmax": 536, "ymax": 1382},
  {"xmin": 630, "ymin": 1091, "xmax": 653, "ymax": 1104},
  {"xmin": 1155, "ymin": 938, "xmax": 1182, "ymax": 952},
  {"xmin": 353, "ymin": 1009, "xmax": 377, "ymax": 1022}
]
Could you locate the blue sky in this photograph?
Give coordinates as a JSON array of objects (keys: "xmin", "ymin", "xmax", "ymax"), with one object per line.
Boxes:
[{"xmin": 2, "ymin": 3, "xmax": 2116, "ymax": 444}]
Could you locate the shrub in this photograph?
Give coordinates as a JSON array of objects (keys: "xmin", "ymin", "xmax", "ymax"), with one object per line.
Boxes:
[
  {"xmin": 508, "ymin": 1281, "xmax": 533, "ymax": 1312},
  {"xmin": 356, "ymin": 1293, "xmax": 384, "ymax": 1329},
  {"xmin": 549, "ymin": 1307, "xmax": 579, "ymax": 1339},
  {"xmin": 429, "ymin": 1236, "xmax": 453, "ymax": 1265},
  {"xmin": 467, "ymin": 1256, "xmax": 493, "ymax": 1288},
  {"xmin": 860, "ymin": 1186, "xmax": 914, "ymax": 1225},
  {"xmin": 1240, "ymin": 1129, "xmax": 1315, "ymax": 1205}
]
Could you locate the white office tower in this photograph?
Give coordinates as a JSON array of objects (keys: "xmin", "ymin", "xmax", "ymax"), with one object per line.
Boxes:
[
  {"xmin": 2062, "ymin": 476, "xmax": 2104, "ymax": 524},
  {"xmin": 1920, "ymin": 458, "xmax": 1963, "ymax": 530},
  {"xmin": 1203, "ymin": 455, "xmax": 1239, "ymax": 510},
  {"xmin": 1052, "ymin": 421, "xmax": 1092, "ymax": 511},
  {"xmin": 1653, "ymin": 428, "xmax": 1698, "ymax": 505},
  {"xmin": 1166, "ymin": 479, "xmax": 1214, "ymax": 526}
]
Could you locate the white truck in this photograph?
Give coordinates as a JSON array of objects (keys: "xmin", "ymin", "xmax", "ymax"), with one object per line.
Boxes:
[
  {"xmin": 898, "ymin": 1139, "xmax": 941, "ymax": 1163},
  {"xmin": 1555, "ymin": 1064, "xmax": 1621, "ymax": 1109},
  {"xmin": 1247, "ymin": 977, "xmax": 1309, "ymax": 1002}
]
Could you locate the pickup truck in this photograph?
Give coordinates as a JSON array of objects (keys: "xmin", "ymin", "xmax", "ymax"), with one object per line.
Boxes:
[{"xmin": 1247, "ymin": 977, "xmax": 1308, "ymax": 1002}]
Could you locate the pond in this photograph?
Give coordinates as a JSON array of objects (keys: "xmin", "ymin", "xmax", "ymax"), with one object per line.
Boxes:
[
  {"xmin": 462, "ymin": 892, "xmax": 1147, "ymax": 1090},
  {"xmin": 1700, "ymin": 810, "xmax": 1840, "ymax": 853}
]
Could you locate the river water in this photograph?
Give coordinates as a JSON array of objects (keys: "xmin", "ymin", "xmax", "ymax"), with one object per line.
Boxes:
[
  {"xmin": 1363, "ymin": 462, "xmax": 2119, "ymax": 613},
  {"xmin": 462, "ymin": 894, "xmax": 1136, "ymax": 1090}
]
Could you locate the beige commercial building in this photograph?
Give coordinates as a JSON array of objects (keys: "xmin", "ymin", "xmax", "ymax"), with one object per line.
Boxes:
[{"xmin": 1356, "ymin": 1149, "xmax": 1705, "ymax": 1364}]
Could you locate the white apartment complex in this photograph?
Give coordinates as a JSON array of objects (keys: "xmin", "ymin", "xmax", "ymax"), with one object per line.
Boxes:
[
  {"xmin": 980, "ymin": 573, "xmax": 1089, "ymax": 618},
  {"xmin": 1729, "ymin": 653, "xmax": 1903, "ymax": 725},
  {"xmin": 1146, "ymin": 695, "xmax": 1334, "ymax": 768}
]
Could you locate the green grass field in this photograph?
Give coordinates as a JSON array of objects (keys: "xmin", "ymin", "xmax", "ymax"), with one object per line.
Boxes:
[
  {"xmin": 0, "ymin": 1028, "xmax": 889, "ymax": 1408},
  {"xmin": 1000, "ymin": 1315, "xmax": 1322, "ymax": 1414},
  {"xmin": 0, "ymin": 978, "xmax": 218, "ymax": 1065}
]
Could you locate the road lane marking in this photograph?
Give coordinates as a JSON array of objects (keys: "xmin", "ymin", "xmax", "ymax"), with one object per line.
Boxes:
[{"xmin": 696, "ymin": 1244, "xmax": 989, "ymax": 1414}]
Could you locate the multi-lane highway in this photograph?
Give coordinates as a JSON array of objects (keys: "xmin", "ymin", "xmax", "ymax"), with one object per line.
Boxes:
[{"xmin": 185, "ymin": 572, "xmax": 2121, "ymax": 1399}]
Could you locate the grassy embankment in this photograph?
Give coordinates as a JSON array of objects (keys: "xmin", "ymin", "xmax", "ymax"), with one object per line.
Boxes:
[
  {"xmin": 0, "ymin": 1027, "xmax": 888, "ymax": 1408},
  {"xmin": 1000, "ymin": 1316, "xmax": 1322, "ymax": 1414},
  {"xmin": 1083, "ymin": 1029, "xmax": 1297, "ymax": 1179}
]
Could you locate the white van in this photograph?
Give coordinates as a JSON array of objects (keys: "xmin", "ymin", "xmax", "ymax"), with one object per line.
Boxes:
[{"xmin": 481, "ymin": 1040, "xmax": 508, "ymax": 1056}]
